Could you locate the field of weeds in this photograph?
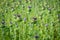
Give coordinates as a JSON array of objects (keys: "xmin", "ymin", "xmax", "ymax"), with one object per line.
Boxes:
[{"xmin": 0, "ymin": 0, "xmax": 60, "ymax": 40}]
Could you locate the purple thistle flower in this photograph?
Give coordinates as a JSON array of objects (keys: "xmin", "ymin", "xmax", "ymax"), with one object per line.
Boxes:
[
  {"xmin": 28, "ymin": 6, "xmax": 32, "ymax": 12},
  {"xmin": 33, "ymin": 17, "xmax": 37, "ymax": 21},
  {"xmin": 10, "ymin": 21, "xmax": 13, "ymax": 25},
  {"xmin": 35, "ymin": 35, "xmax": 39, "ymax": 39},
  {"xmin": 58, "ymin": 14, "xmax": 60, "ymax": 19},
  {"xmin": 14, "ymin": 14, "xmax": 21, "ymax": 18},
  {"xmin": 15, "ymin": 23, "xmax": 18, "ymax": 27},
  {"xmin": 24, "ymin": 17, "xmax": 27, "ymax": 21},
  {"xmin": 1, "ymin": 19, "xmax": 5, "ymax": 25},
  {"xmin": 48, "ymin": 7, "xmax": 51, "ymax": 11},
  {"xmin": 45, "ymin": 24, "xmax": 48, "ymax": 27},
  {"xmin": 28, "ymin": 6, "xmax": 31, "ymax": 9},
  {"xmin": 48, "ymin": 7, "xmax": 51, "ymax": 14},
  {"xmin": 17, "ymin": 14, "xmax": 21, "ymax": 17},
  {"xmin": 32, "ymin": 17, "xmax": 37, "ymax": 24}
]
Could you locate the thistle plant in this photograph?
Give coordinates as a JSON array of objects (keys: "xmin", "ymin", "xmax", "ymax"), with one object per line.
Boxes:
[{"xmin": 0, "ymin": 0, "xmax": 60, "ymax": 40}]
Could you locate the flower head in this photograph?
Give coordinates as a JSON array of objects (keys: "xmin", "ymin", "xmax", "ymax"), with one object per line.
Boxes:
[
  {"xmin": 35, "ymin": 35, "xmax": 39, "ymax": 39},
  {"xmin": 1, "ymin": 19, "xmax": 5, "ymax": 25}
]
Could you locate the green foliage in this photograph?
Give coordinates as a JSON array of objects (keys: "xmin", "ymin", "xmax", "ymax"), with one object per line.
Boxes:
[{"xmin": 0, "ymin": 0, "xmax": 60, "ymax": 40}]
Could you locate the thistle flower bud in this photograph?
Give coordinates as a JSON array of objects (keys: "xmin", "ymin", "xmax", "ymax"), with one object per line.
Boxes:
[
  {"xmin": 28, "ymin": 6, "xmax": 31, "ymax": 12},
  {"xmin": 1, "ymin": 19, "xmax": 5, "ymax": 25},
  {"xmin": 32, "ymin": 17, "xmax": 37, "ymax": 24},
  {"xmin": 17, "ymin": 14, "xmax": 21, "ymax": 18},
  {"xmin": 35, "ymin": 35, "xmax": 39, "ymax": 39},
  {"xmin": 33, "ymin": 17, "xmax": 37, "ymax": 21},
  {"xmin": 28, "ymin": 6, "xmax": 31, "ymax": 9}
]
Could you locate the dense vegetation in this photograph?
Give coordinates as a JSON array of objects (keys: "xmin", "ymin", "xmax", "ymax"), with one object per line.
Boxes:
[{"xmin": 0, "ymin": 0, "xmax": 60, "ymax": 40}]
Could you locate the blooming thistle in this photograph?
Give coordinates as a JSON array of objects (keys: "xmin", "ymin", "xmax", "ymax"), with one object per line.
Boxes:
[
  {"xmin": 58, "ymin": 13, "xmax": 60, "ymax": 20},
  {"xmin": 10, "ymin": 21, "xmax": 13, "ymax": 25},
  {"xmin": 32, "ymin": 17, "xmax": 37, "ymax": 24},
  {"xmin": 28, "ymin": 6, "xmax": 31, "ymax": 9},
  {"xmin": 28, "ymin": 6, "xmax": 31, "ymax": 12},
  {"xmin": 35, "ymin": 35, "xmax": 39, "ymax": 39},
  {"xmin": 48, "ymin": 7, "xmax": 51, "ymax": 11},
  {"xmin": 45, "ymin": 24, "xmax": 48, "ymax": 27},
  {"xmin": 48, "ymin": 7, "xmax": 51, "ymax": 14},
  {"xmin": 1, "ymin": 19, "xmax": 6, "ymax": 28},
  {"xmin": 17, "ymin": 14, "xmax": 21, "ymax": 18},
  {"xmin": 14, "ymin": 14, "xmax": 21, "ymax": 18},
  {"xmin": 13, "ymin": 14, "xmax": 22, "ymax": 22},
  {"xmin": 1, "ymin": 19, "xmax": 5, "ymax": 25},
  {"xmin": 17, "ymin": 14, "xmax": 22, "ymax": 21},
  {"xmin": 33, "ymin": 17, "xmax": 37, "ymax": 21},
  {"xmin": 24, "ymin": 17, "xmax": 27, "ymax": 22}
]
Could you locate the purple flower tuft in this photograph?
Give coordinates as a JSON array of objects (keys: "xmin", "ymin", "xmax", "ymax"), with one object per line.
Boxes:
[
  {"xmin": 24, "ymin": 17, "xmax": 27, "ymax": 21},
  {"xmin": 33, "ymin": 17, "xmax": 37, "ymax": 21},
  {"xmin": 45, "ymin": 24, "xmax": 48, "ymax": 27},
  {"xmin": 1, "ymin": 19, "xmax": 5, "ymax": 25},
  {"xmin": 35, "ymin": 35, "xmax": 39, "ymax": 38},
  {"xmin": 28, "ymin": 6, "xmax": 31, "ymax": 9}
]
